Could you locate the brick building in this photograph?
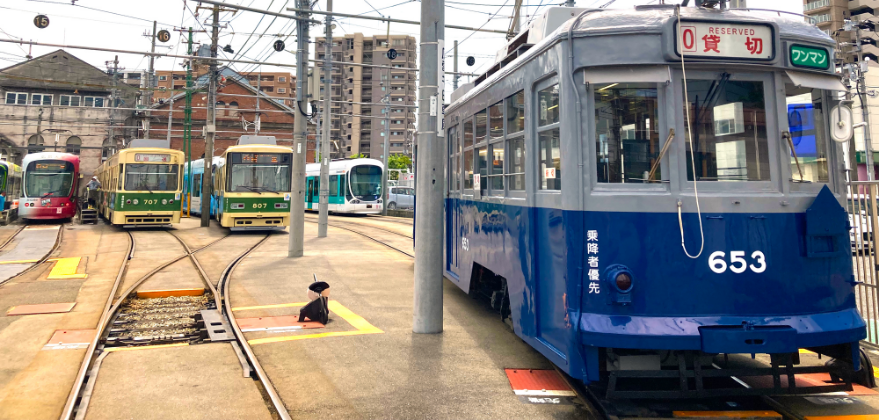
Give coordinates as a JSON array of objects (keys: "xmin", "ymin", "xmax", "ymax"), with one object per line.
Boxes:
[
  {"xmin": 315, "ymin": 33, "xmax": 417, "ymax": 158},
  {"xmin": 153, "ymin": 70, "xmax": 296, "ymax": 107},
  {"xmin": 147, "ymin": 67, "xmax": 314, "ymax": 162}
]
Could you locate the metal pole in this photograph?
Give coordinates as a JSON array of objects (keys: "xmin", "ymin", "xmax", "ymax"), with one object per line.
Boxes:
[
  {"xmin": 185, "ymin": 27, "xmax": 194, "ymax": 217},
  {"xmin": 318, "ymin": 0, "xmax": 332, "ymax": 238},
  {"xmin": 413, "ymin": 0, "xmax": 444, "ymax": 334},
  {"xmin": 289, "ymin": 0, "xmax": 310, "ymax": 257},
  {"xmin": 202, "ymin": 6, "xmax": 219, "ymax": 226},
  {"xmin": 109, "ymin": 55, "xmax": 118, "ymax": 153},
  {"xmin": 144, "ymin": 21, "xmax": 157, "ymax": 139},
  {"xmin": 381, "ymin": 21, "xmax": 391, "ymax": 216},
  {"xmin": 453, "ymin": 40, "xmax": 458, "ymax": 90},
  {"xmin": 859, "ymin": 24, "xmax": 875, "ymax": 180}
]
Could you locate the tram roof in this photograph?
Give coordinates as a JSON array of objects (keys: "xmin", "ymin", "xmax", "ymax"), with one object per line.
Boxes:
[
  {"xmin": 22, "ymin": 152, "xmax": 80, "ymax": 165},
  {"xmin": 449, "ymin": 6, "xmax": 833, "ymax": 110}
]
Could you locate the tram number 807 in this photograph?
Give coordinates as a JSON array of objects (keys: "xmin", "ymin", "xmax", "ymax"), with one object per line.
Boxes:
[
  {"xmin": 709, "ymin": 251, "xmax": 766, "ymax": 274},
  {"xmin": 252, "ymin": 203, "xmax": 267, "ymax": 209}
]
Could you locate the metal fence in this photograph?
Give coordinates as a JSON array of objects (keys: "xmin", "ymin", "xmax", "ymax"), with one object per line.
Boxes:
[{"xmin": 848, "ymin": 181, "xmax": 879, "ymax": 346}]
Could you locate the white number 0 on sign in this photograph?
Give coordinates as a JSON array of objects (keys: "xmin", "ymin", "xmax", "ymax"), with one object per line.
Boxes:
[{"xmin": 709, "ymin": 251, "xmax": 766, "ymax": 274}]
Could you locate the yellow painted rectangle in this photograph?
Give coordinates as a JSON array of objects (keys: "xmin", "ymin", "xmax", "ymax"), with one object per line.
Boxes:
[
  {"xmin": 136, "ymin": 288, "xmax": 205, "ymax": 298},
  {"xmin": 46, "ymin": 257, "xmax": 87, "ymax": 279},
  {"xmin": 674, "ymin": 411, "xmax": 781, "ymax": 419},
  {"xmin": 805, "ymin": 416, "xmax": 879, "ymax": 420},
  {"xmin": 248, "ymin": 300, "xmax": 382, "ymax": 345},
  {"xmin": 103, "ymin": 343, "xmax": 189, "ymax": 353}
]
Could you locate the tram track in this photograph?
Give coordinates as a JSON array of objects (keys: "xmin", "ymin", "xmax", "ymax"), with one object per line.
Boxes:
[
  {"xmin": 0, "ymin": 222, "xmax": 66, "ymax": 287},
  {"xmin": 0, "ymin": 223, "xmax": 26, "ymax": 250},
  {"xmin": 304, "ymin": 215, "xmax": 414, "ymax": 257}
]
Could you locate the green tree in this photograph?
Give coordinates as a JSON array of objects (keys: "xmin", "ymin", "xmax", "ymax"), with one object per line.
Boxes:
[
  {"xmin": 388, "ymin": 154, "xmax": 412, "ymax": 170},
  {"xmin": 349, "ymin": 153, "xmax": 367, "ymax": 159}
]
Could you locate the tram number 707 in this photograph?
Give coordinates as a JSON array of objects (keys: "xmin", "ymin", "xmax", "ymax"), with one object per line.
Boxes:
[
  {"xmin": 142, "ymin": 199, "xmax": 159, "ymax": 205},
  {"xmin": 709, "ymin": 251, "xmax": 766, "ymax": 274},
  {"xmin": 252, "ymin": 203, "xmax": 267, "ymax": 209}
]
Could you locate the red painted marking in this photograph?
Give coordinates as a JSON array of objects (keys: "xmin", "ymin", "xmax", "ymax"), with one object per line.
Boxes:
[
  {"xmin": 742, "ymin": 373, "xmax": 877, "ymax": 396},
  {"xmin": 236, "ymin": 315, "xmax": 325, "ymax": 330},
  {"xmin": 505, "ymin": 369, "xmax": 571, "ymax": 391},
  {"xmin": 47, "ymin": 329, "xmax": 96, "ymax": 345},
  {"xmin": 7, "ymin": 302, "xmax": 76, "ymax": 316}
]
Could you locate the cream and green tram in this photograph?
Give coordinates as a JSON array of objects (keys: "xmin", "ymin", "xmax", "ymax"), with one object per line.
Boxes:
[
  {"xmin": 213, "ymin": 136, "xmax": 293, "ymax": 230},
  {"xmin": 97, "ymin": 139, "xmax": 183, "ymax": 226}
]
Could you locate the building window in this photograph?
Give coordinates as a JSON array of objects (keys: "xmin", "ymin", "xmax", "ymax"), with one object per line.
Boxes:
[
  {"xmin": 5, "ymin": 92, "xmax": 27, "ymax": 105},
  {"xmin": 537, "ymin": 84, "xmax": 561, "ymax": 191},
  {"xmin": 393, "ymin": 39, "xmax": 405, "ymax": 47},
  {"xmin": 84, "ymin": 97, "xmax": 107, "ymax": 107},
  {"xmin": 804, "ymin": 0, "xmax": 830, "ymax": 11},
  {"xmin": 279, "ymin": 76, "xmax": 286, "ymax": 82},
  {"xmin": 159, "ymin": 75, "xmax": 167, "ymax": 81},
  {"xmin": 278, "ymin": 88, "xmax": 286, "ymax": 93},
  {"xmin": 60, "ymin": 95, "xmax": 81, "ymax": 106},
  {"xmin": 27, "ymin": 134, "xmax": 45, "ymax": 152},
  {"xmin": 66, "ymin": 136, "xmax": 82, "ymax": 155},
  {"xmin": 31, "ymin": 94, "xmax": 52, "ymax": 106},
  {"xmin": 811, "ymin": 13, "xmax": 831, "ymax": 23},
  {"xmin": 216, "ymin": 101, "xmax": 225, "ymax": 117},
  {"xmin": 102, "ymin": 138, "xmax": 114, "ymax": 161},
  {"xmin": 347, "ymin": 39, "xmax": 354, "ymax": 49}
]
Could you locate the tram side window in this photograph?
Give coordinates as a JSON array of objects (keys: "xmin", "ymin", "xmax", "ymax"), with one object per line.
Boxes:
[
  {"xmin": 475, "ymin": 110, "xmax": 487, "ymax": 144},
  {"xmin": 506, "ymin": 91, "xmax": 525, "ymax": 191},
  {"xmin": 477, "ymin": 145, "xmax": 488, "ymax": 195},
  {"xmin": 448, "ymin": 125, "xmax": 460, "ymax": 191},
  {"xmin": 595, "ymin": 83, "xmax": 660, "ymax": 183},
  {"xmin": 330, "ymin": 175, "xmax": 339, "ymax": 197},
  {"xmin": 193, "ymin": 174, "xmax": 202, "ymax": 197},
  {"xmin": 683, "ymin": 77, "xmax": 769, "ymax": 182},
  {"xmin": 538, "ymin": 84, "xmax": 561, "ymax": 190},
  {"xmin": 785, "ymin": 84, "xmax": 828, "ymax": 183},
  {"xmin": 463, "ymin": 119, "xmax": 474, "ymax": 189}
]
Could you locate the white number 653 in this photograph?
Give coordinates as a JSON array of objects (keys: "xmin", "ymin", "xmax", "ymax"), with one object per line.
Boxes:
[{"xmin": 709, "ymin": 251, "xmax": 766, "ymax": 274}]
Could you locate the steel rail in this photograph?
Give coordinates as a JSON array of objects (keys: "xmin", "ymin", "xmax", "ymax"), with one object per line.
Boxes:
[
  {"xmin": 304, "ymin": 218, "xmax": 413, "ymax": 257},
  {"xmin": 61, "ymin": 230, "xmax": 230, "ymax": 420},
  {"xmin": 217, "ymin": 235, "xmax": 291, "ymax": 420},
  {"xmin": 0, "ymin": 223, "xmax": 66, "ymax": 287},
  {"xmin": 304, "ymin": 214, "xmax": 412, "ymax": 239},
  {"xmin": 0, "ymin": 224, "xmax": 26, "ymax": 251}
]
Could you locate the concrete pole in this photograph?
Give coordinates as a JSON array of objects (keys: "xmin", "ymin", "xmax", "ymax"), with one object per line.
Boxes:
[
  {"xmin": 108, "ymin": 55, "xmax": 118, "ymax": 154},
  {"xmin": 381, "ymin": 21, "xmax": 391, "ymax": 216},
  {"xmin": 858, "ymin": 25, "xmax": 875, "ymax": 180},
  {"xmin": 318, "ymin": 0, "xmax": 332, "ymax": 238},
  {"xmin": 413, "ymin": 0, "xmax": 443, "ymax": 334},
  {"xmin": 144, "ymin": 21, "xmax": 157, "ymax": 139},
  {"xmin": 201, "ymin": 5, "xmax": 219, "ymax": 226},
  {"xmin": 289, "ymin": 0, "xmax": 310, "ymax": 257},
  {"xmin": 453, "ymin": 40, "xmax": 458, "ymax": 90}
]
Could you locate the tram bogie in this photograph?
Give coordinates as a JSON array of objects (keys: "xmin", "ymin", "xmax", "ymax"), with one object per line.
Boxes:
[
  {"xmin": 443, "ymin": 6, "xmax": 866, "ymax": 396},
  {"xmin": 304, "ymin": 158, "xmax": 384, "ymax": 215},
  {"xmin": 20, "ymin": 152, "xmax": 80, "ymax": 221},
  {"xmin": 97, "ymin": 139, "xmax": 183, "ymax": 227},
  {"xmin": 212, "ymin": 136, "xmax": 293, "ymax": 230}
]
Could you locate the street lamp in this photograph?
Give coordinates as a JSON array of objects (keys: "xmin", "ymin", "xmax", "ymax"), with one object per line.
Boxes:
[{"xmin": 40, "ymin": 128, "xmax": 71, "ymax": 152}]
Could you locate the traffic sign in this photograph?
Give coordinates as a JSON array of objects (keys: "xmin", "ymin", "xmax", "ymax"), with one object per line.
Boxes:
[
  {"xmin": 273, "ymin": 40, "xmax": 286, "ymax": 52},
  {"xmin": 34, "ymin": 15, "xmax": 49, "ymax": 29},
  {"xmin": 387, "ymin": 49, "xmax": 398, "ymax": 60},
  {"xmin": 157, "ymin": 29, "xmax": 171, "ymax": 43},
  {"xmin": 466, "ymin": 56, "xmax": 475, "ymax": 66}
]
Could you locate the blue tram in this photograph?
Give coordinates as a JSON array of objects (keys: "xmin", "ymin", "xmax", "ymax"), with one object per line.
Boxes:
[
  {"xmin": 444, "ymin": 5, "xmax": 866, "ymax": 396},
  {"xmin": 182, "ymin": 156, "xmax": 224, "ymax": 217}
]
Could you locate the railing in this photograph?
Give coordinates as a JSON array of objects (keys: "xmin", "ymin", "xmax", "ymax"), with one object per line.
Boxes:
[
  {"xmin": 804, "ymin": 0, "xmax": 831, "ymax": 11},
  {"xmin": 848, "ymin": 180, "xmax": 879, "ymax": 346},
  {"xmin": 811, "ymin": 13, "xmax": 832, "ymax": 24}
]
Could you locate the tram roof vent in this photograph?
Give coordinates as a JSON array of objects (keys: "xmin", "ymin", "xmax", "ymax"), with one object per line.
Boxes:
[
  {"xmin": 450, "ymin": 82, "xmax": 475, "ymax": 103},
  {"xmin": 128, "ymin": 139, "xmax": 171, "ymax": 149},
  {"xmin": 237, "ymin": 135, "xmax": 278, "ymax": 146}
]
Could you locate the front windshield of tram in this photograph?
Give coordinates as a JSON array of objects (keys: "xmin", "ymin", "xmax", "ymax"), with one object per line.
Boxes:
[
  {"xmin": 227, "ymin": 152, "xmax": 292, "ymax": 193},
  {"xmin": 124, "ymin": 164, "xmax": 179, "ymax": 191},
  {"xmin": 349, "ymin": 165, "xmax": 382, "ymax": 201},
  {"xmin": 25, "ymin": 160, "xmax": 74, "ymax": 197}
]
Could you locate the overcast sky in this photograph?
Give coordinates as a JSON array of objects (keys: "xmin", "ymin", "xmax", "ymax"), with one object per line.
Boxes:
[{"xmin": 0, "ymin": 0, "xmax": 805, "ymax": 98}]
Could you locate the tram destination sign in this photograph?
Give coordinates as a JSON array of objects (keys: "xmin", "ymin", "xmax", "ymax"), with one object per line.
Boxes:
[
  {"xmin": 676, "ymin": 21, "xmax": 774, "ymax": 61},
  {"xmin": 134, "ymin": 154, "xmax": 170, "ymax": 163},
  {"xmin": 790, "ymin": 44, "xmax": 829, "ymax": 70}
]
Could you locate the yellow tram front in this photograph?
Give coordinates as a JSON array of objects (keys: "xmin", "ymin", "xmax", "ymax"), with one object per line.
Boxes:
[
  {"xmin": 214, "ymin": 143, "xmax": 293, "ymax": 229},
  {"xmin": 99, "ymin": 143, "xmax": 184, "ymax": 226}
]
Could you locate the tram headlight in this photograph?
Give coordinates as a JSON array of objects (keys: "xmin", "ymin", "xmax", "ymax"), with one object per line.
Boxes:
[
  {"xmin": 133, "ymin": 199, "xmax": 139, "ymax": 205},
  {"xmin": 231, "ymin": 203, "xmax": 244, "ymax": 209},
  {"xmin": 350, "ymin": 199, "xmax": 361, "ymax": 204},
  {"xmin": 605, "ymin": 264, "xmax": 634, "ymax": 305},
  {"xmin": 162, "ymin": 199, "xmax": 168, "ymax": 205}
]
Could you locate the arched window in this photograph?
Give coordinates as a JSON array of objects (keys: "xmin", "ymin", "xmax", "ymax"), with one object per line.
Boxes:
[
  {"xmin": 102, "ymin": 138, "xmax": 115, "ymax": 161},
  {"xmin": 228, "ymin": 101, "xmax": 239, "ymax": 118},
  {"xmin": 66, "ymin": 136, "xmax": 82, "ymax": 155},
  {"xmin": 216, "ymin": 101, "xmax": 225, "ymax": 117},
  {"xmin": 27, "ymin": 134, "xmax": 45, "ymax": 153}
]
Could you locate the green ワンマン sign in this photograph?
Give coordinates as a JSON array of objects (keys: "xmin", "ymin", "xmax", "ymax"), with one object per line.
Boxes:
[{"xmin": 790, "ymin": 44, "xmax": 829, "ymax": 70}]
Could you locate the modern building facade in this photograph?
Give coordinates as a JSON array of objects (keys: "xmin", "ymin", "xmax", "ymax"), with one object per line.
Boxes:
[
  {"xmin": 315, "ymin": 33, "xmax": 416, "ymax": 158},
  {"xmin": 153, "ymin": 70, "xmax": 297, "ymax": 107}
]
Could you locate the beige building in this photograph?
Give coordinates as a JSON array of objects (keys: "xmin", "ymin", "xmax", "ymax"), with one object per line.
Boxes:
[
  {"xmin": 153, "ymin": 70, "xmax": 297, "ymax": 106},
  {"xmin": 315, "ymin": 33, "xmax": 417, "ymax": 158}
]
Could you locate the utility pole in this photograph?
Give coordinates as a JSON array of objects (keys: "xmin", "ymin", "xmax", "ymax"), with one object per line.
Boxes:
[
  {"xmin": 108, "ymin": 55, "xmax": 119, "ymax": 153},
  {"xmin": 144, "ymin": 21, "xmax": 157, "ymax": 139},
  {"xmin": 289, "ymin": 0, "xmax": 310, "ymax": 257},
  {"xmin": 202, "ymin": 6, "xmax": 219, "ymax": 226},
  {"xmin": 184, "ymin": 27, "xmax": 194, "ymax": 217},
  {"xmin": 857, "ymin": 22, "xmax": 875, "ymax": 180},
  {"xmin": 381, "ymin": 21, "xmax": 391, "ymax": 216},
  {"xmin": 508, "ymin": 0, "xmax": 523, "ymax": 41},
  {"xmin": 318, "ymin": 0, "xmax": 332, "ymax": 238},
  {"xmin": 453, "ymin": 40, "xmax": 458, "ymax": 90},
  {"xmin": 413, "ymin": 0, "xmax": 443, "ymax": 334}
]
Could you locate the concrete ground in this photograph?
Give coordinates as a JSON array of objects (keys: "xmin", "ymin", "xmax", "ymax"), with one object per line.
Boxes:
[
  {"xmin": 0, "ymin": 224, "xmax": 62, "ymax": 284},
  {"xmin": 0, "ymin": 222, "xmax": 128, "ymax": 420},
  {"xmin": 231, "ymin": 220, "xmax": 586, "ymax": 419}
]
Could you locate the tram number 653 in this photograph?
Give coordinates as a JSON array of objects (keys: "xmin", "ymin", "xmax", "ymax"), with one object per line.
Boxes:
[
  {"xmin": 252, "ymin": 203, "xmax": 267, "ymax": 209},
  {"xmin": 462, "ymin": 237, "xmax": 469, "ymax": 251},
  {"xmin": 709, "ymin": 251, "xmax": 766, "ymax": 274}
]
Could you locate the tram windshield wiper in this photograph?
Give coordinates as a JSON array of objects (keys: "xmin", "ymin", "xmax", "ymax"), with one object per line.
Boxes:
[
  {"xmin": 240, "ymin": 186, "xmax": 263, "ymax": 194},
  {"xmin": 42, "ymin": 191, "xmax": 55, "ymax": 198},
  {"xmin": 258, "ymin": 187, "xmax": 278, "ymax": 194}
]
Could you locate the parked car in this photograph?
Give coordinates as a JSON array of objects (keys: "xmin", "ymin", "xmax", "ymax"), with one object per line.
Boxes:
[{"xmin": 387, "ymin": 186, "xmax": 414, "ymax": 210}]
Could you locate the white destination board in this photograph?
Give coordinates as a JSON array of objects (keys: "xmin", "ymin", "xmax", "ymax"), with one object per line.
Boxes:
[{"xmin": 677, "ymin": 22, "xmax": 773, "ymax": 60}]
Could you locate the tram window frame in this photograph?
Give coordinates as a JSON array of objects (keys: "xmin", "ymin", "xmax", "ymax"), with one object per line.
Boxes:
[
  {"xmin": 463, "ymin": 118, "xmax": 475, "ymax": 191},
  {"xmin": 783, "ymin": 76, "xmax": 834, "ymax": 191},
  {"xmin": 487, "ymin": 101, "xmax": 505, "ymax": 196},
  {"xmin": 506, "ymin": 90, "xmax": 526, "ymax": 195},
  {"xmin": 674, "ymin": 70, "xmax": 776, "ymax": 191},
  {"xmin": 535, "ymin": 79, "xmax": 562, "ymax": 192},
  {"xmin": 448, "ymin": 125, "xmax": 460, "ymax": 193}
]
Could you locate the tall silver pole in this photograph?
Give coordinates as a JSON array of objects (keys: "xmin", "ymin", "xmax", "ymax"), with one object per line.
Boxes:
[
  {"xmin": 381, "ymin": 84, "xmax": 390, "ymax": 215},
  {"xmin": 413, "ymin": 0, "xmax": 444, "ymax": 334},
  {"xmin": 144, "ymin": 21, "xmax": 157, "ymax": 138},
  {"xmin": 201, "ymin": 5, "xmax": 219, "ymax": 226},
  {"xmin": 289, "ymin": 0, "xmax": 310, "ymax": 256},
  {"xmin": 318, "ymin": 0, "xmax": 332, "ymax": 238},
  {"xmin": 453, "ymin": 40, "xmax": 458, "ymax": 90},
  {"xmin": 858, "ymin": 25, "xmax": 875, "ymax": 180}
]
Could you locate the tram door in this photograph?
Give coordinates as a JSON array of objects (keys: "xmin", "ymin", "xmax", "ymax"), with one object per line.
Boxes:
[{"xmin": 191, "ymin": 174, "xmax": 202, "ymax": 213}]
